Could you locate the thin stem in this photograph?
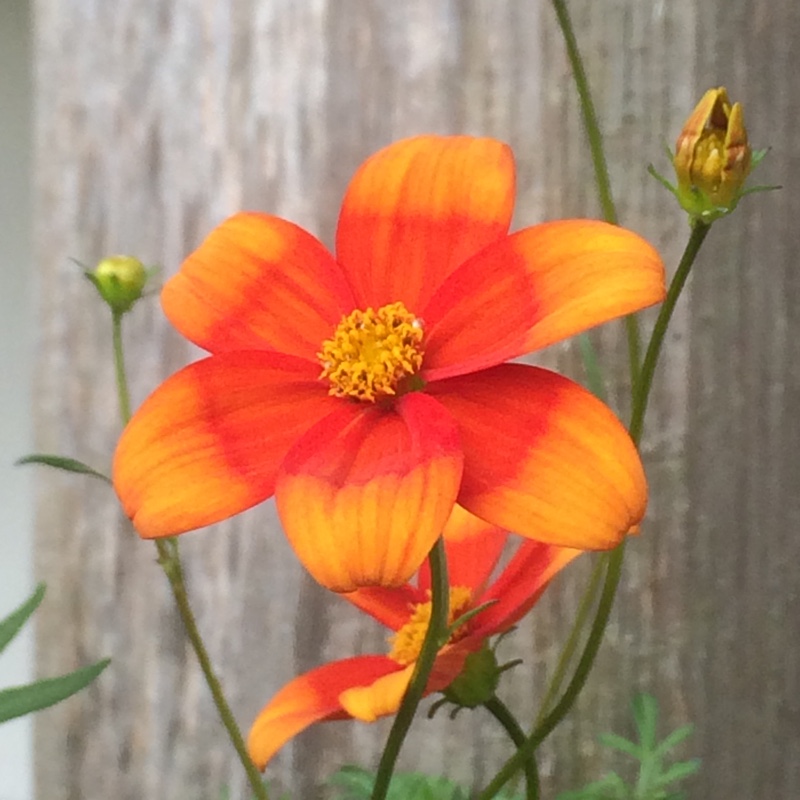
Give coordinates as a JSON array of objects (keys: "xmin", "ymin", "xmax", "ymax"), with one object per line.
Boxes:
[
  {"xmin": 578, "ymin": 333, "xmax": 607, "ymax": 402},
  {"xmin": 551, "ymin": 0, "xmax": 617, "ymax": 225},
  {"xmin": 155, "ymin": 540, "xmax": 270, "ymax": 800},
  {"xmin": 372, "ymin": 539, "xmax": 449, "ymax": 800},
  {"xmin": 534, "ymin": 552, "xmax": 605, "ymax": 728},
  {"xmin": 111, "ymin": 312, "xmax": 269, "ymax": 800},
  {"xmin": 111, "ymin": 311, "xmax": 132, "ymax": 423},
  {"xmin": 628, "ymin": 222, "xmax": 710, "ymax": 443},
  {"xmin": 477, "ymin": 221, "xmax": 713, "ymax": 799},
  {"xmin": 484, "ymin": 696, "xmax": 540, "ymax": 800},
  {"xmin": 476, "ymin": 547, "xmax": 624, "ymax": 800},
  {"xmin": 551, "ymin": 0, "xmax": 642, "ymax": 385}
]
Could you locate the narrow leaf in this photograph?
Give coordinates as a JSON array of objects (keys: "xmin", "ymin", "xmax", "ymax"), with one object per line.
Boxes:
[
  {"xmin": 0, "ymin": 584, "xmax": 46, "ymax": 654},
  {"xmin": 653, "ymin": 723, "xmax": 695, "ymax": 758},
  {"xmin": 15, "ymin": 454, "xmax": 111, "ymax": 484},
  {"xmin": 631, "ymin": 693, "xmax": 659, "ymax": 751},
  {"xmin": 0, "ymin": 658, "xmax": 110, "ymax": 723},
  {"xmin": 597, "ymin": 731, "xmax": 641, "ymax": 759},
  {"xmin": 654, "ymin": 759, "xmax": 701, "ymax": 786}
]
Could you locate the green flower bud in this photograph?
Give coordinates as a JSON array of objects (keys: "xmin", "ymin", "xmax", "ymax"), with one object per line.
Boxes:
[
  {"xmin": 442, "ymin": 645, "xmax": 500, "ymax": 709},
  {"xmin": 86, "ymin": 255, "xmax": 148, "ymax": 314}
]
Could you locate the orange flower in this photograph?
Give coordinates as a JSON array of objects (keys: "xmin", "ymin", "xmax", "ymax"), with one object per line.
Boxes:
[
  {"xmin": 113, "ymin": 135, "xmax": 665, "ymax": 591},
  {"xmin": 247, "ymin": 507, "xmax": 581, "ymax": 770}
]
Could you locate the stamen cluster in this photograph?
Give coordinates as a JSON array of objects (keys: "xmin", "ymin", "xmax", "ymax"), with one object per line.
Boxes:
[
  {"xmin": 388, "ymin": 587, "xmax": 474, "ymax": 666},
  {"xmin": 318, "ymin": 301, "xmax": 425, "ymax": 402}
]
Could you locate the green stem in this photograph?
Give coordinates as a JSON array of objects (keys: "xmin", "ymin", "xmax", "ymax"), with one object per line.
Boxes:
[
  {"xmin": 111, "ymin": 311, "xmax": 132, "ymax": 423},
  {"xmin": 551, "ymin": 0, "xmax": 642, "ymax": 386},
  {"xmin": 476, "ymin": 547, "xmax": 624, "ymax": 800},
  {"xmin": 155, "ymin": 540, "xmax": 270, "ymax": 800},
  {"xmin": 477, "ymin": 222, "xmax": 713, "ymax": 799},
  {"xmin": 484, "ymin": 696, "xmax": 540, "ymax": 800},
  {"xmin": 111, "ymin": 311, "xmax": 269, "ymax": 800},
  {"xmin": 628, "ymin": 222, "xmax": 710, "ymax": 443},
  {"xmin": 534, "ymin": 552, "xmax": 605, "ymax": 728},
  {"xmin": 371, "ymin": 539, "xmax": 449, "ymax": 800}
]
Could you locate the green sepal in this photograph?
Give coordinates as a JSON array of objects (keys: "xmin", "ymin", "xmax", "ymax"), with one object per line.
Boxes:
[
  {"xmin": 0, "ymin": 584, "xmax": 46, "ymax": 654},
  {"xmin": 0, "ymin": 658, "xmax": 110, "ymax": 724},
  {"xmin": 15, "ymin": 454, "xmax": 111, "ymax": 484}
]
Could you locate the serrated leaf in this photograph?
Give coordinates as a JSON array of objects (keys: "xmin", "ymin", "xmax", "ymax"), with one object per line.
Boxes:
[
  {"xmin": 0, "ymin": 584, "xmax": 46, "ymax": 654},
  {"xmin": 598, "ymin": 731, "xmax": 641, "ymax": 759},
  {"xmin": 15, "ymin": 454, "xmax": 111, "ymax": 484},
  {"xmin": 0, "ymin": 658, "xmax": 110, "ymax": 723}
]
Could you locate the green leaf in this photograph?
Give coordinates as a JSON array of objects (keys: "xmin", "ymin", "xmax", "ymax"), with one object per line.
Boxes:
[
  {"xmin": 0, "ymin": 658, "xmax": 110, "ymax": 723},
  {"xmin": 653, "ymin": 759, "xmax": 701, "ymax": 787},
  {"xmin": 598, "ymin": 731, "xmax": 641, "ymax": 759},
  {"xmin": 631, "ymin": 693, "xmax": 659, "ymax": 752},
  {"xmin": 15, "ymin": 454, "xmax": 111, "ymax": 484},
  {"xmin": 0, "ymin": 584, "xmax": 46, "ymax": 654},
  {"xmin": 652, "ymin": 723, "xmax": 694, "ymax": 758}
]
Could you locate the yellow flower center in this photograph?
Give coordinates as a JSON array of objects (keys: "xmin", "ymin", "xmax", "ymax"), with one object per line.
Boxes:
[
  {"xmin": 318, "ymin": 301, "xmax": 425, "ymax": 402},
  {"xmin": 388, "ymin": 587, "xmax": 474, "ymax": 666}
]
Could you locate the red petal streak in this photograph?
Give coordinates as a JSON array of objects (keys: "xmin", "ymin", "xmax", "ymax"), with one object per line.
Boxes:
[
  {"xmin": 429, "ymin": 364, "xmax": 647, "ymax": 550},
  {"xmin": 247, "ymin": 656, "xmax": 397, "ymax": 770},
  {"xmin": 336, "ymin": 135, "xmax": 514, "ymax": 311},
  {"xmin": 162, "ymin": 212, "xmax": 355, "ymax": 360},
  {"xmin": 343, "ymin": 584, "xmax": 424, "ymax": 631},
  {"xmin": 417, "ymin": 505, "xmax": 509, "ymax": 595},
  {"xmin": 113, "ymin": 353, "xmax": 333, "ymax": 537},
  {"xmin": 422, "ymin": 220, "xmax": 666, "ymax": 380},
  {"xmin": 471, "ymin": 541, "xmax": 581, "ymax": 637},
  {"xmin": 276, "ymin": 393, "xmax": 463, "ymax": 592}
]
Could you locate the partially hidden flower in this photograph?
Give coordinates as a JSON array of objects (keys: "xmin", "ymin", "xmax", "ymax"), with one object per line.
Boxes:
[
  {"xmin": 246, "ymin": 507, "xmax": 582, "ymax": 770},
  {"xmin": 672, "ymin": 87, "xmax": 752, "ymax": 220},
  {"xmin": 113, "ymin": 135, "xmax": 665, "ymax": 591}
]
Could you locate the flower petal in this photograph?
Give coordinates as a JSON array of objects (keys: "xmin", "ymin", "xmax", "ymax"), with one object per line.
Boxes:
[
  {"xmin": 247, "ymin": 655, "xmax": 397, "ymax": 770},
  {"xmin": 162, "ymin": 212, "xmax": 355, "ymax": 360},
  {"xmin": 343, "ymin": 584, "xmax": 424, "ymax": 631},
  {"xmin": 428, "ymin": 363, "xmax": 647, "ymax": 549},
  {"xmin": 113, "ymin": 353, "xmax": 333, "ymax": 538},
  {"xmin": 275, "ymin": 393, "xmax": 464, "ymax": 592},
  {"xmin": 339, "ymin": 646, "xmax": 469, "ymax": 722},
  {"xmin": 417, "ymin": 505, "xmax": 509, "ymax": 596},
  {"xmin": 471, "ymin": 541, "xmax": 582, "ymax": 638},
  {"xmin": 336, "ymin": 135, "xmax": 514, "ymax": 311},
  {"xmin": 422, "ymin": 220, "xmax": 666, "ymax": 380}
]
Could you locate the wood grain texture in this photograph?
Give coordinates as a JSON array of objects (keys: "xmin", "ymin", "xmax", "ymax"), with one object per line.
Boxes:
[{"xmin": 31, "ymin": 1, "xmax": 799, "ymax": 798}]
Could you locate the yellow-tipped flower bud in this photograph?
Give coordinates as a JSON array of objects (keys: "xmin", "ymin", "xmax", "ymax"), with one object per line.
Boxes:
[
  {"xmin": 673, "ymin": 87, "xmax": 752, "ymax": 219},
  {"xmin": 86, "ymin": 255, "xmax": 149, "ymax": 314}
]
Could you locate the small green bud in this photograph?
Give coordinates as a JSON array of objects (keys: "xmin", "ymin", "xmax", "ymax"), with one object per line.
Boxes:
[
  {"xmin": 86, "ymin": 255, "xmax": 148, "ymax": 314},
  {"xmin": 442, "ymin": 645, "xmax": 500, "ymax": 709}
]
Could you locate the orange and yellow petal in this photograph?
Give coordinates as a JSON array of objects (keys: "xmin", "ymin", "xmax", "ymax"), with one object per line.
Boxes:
[
  {"xmin": 247, "ymin": 655, "xmax": 397, "ymax": 770},
  {"xmin": 417, "ymin": 505, "xmax": 509, "ymax": 596},
  {"xmin": 339, "ymin": 645, "xmax": 470, "ymax": 722},
  {"xmin": 421, "ymin": 220, "xmax": 666, "ymax": 380},
  {"xmin": 162, "ymin": 212, "xmax": 355, "ymax": 360},
  {"xmin": 275, "ymin": 393, "xmax": 464, "ymax": 592},
  {"xmin": 113, "ymin": 352, "xmax": 333, "ymax": 538},
  {"xmin": 471, "ymin": 541, "xmax": 582, "ymax": 638},
  {"xmin": 428, "ymin": 363, "xmax": 647, "ymax": 550},
  {"xmin": 336, "ymin": 135, "xmax": 514, "ymax": 312}
]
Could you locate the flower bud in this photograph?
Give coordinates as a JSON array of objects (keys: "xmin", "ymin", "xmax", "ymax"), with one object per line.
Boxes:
[
  {"xmin": 442, "ymin": 645, "xmax": 500, "ymax": 709},
  {"xmin": 673, "ymin": 87, "xmax": 752, "ymax": 219},
  {"xmin": 86, "ymin": 255, "xmax": 148, "ymax": 314}
]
